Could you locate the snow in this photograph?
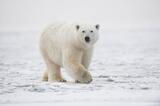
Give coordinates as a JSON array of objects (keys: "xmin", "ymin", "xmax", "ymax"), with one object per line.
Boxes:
[{"xmin": 0, "ymin": 30, "xmax": 160, "ymax": 106}]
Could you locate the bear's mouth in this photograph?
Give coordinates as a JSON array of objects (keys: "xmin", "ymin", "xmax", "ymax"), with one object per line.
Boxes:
[{"xmin": 85, "ymin": 36, "xmax": 90, "ymax": 43}]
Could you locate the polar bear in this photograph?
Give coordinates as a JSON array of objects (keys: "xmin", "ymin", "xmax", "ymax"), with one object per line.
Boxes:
[{"xmin": 39, "ymin": 22, "xmax": 100, "ymax": 83}]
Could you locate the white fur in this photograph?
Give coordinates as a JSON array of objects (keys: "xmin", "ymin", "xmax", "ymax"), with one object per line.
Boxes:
[{"xmin": 39, "ymin": 22, "xmax": 99, "ymax": 83}]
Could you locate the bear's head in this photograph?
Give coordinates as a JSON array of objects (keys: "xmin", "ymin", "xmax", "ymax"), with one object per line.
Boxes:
[{"xmin": 75, "ymin": 24, "xmax": 100, "ymax": 49}]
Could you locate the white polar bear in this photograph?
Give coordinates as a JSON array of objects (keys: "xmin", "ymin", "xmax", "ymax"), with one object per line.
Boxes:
[{"xmin": 39, "ymin": 22, "xmax": 100, "ymax": 83}]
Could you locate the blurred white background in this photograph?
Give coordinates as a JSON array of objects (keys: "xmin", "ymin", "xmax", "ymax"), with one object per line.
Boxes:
[{"xmin": 0, "ymin": 0, "xmax": 160, "ymax": 31}]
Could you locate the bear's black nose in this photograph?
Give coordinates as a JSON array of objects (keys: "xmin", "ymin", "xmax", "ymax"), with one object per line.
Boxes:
[{"xmin": 85, "ymin": 36, "xmax": 90, "ymax": 43}]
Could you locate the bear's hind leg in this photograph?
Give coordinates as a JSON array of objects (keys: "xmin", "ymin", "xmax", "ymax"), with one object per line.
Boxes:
[
  {"xmin": 43, "ymin": 58, "xmax": 66, "ymax": 82},
  {"xmin": 42, "ymin": 70, "xmax": 48, "ymax": 81}
]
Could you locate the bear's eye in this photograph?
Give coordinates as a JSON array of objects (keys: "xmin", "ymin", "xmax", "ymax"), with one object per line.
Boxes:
[
  {"xmin": 90, "ymin": 30, "xmax": 93, "ymax": 33},
  {"xmin": 82, "ymin": 30, "xmax": 86, "ymax": 33}
]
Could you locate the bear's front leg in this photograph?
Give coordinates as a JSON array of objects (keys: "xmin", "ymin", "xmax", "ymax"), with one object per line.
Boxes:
[{"xmin": 63, "ymin": 48, "xmax": 92, "ymax": 83}]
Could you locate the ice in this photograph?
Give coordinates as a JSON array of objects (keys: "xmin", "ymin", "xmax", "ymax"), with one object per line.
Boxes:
[{"xmin": 0, "ymin": 30, "xmax": 160, "ymax": 106}]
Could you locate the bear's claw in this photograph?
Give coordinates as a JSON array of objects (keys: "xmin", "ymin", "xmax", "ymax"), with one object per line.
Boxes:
[
  {"xmin": 75, "ymin": 79, "xmax": 92, "ymax": 84},
  {"xmin": 59, "ymin": 79, "xmax": 67, "ymax": 82},
  {"xmin": 75, "ymin": 80, "xmax": 81, "ymax": 83}
]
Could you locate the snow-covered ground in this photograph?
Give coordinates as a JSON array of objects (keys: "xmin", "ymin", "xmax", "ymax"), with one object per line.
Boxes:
[{"xmin": 0, "ymin": 30, "xmax": 160, "ymax": 106}]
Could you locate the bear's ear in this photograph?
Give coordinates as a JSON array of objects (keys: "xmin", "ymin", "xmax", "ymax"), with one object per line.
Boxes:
[
  {"xmin": 95, "ymin": 24, "xmax": 100, "ymax": 30},
  {"xmin": 76, "ymin": 25, "xmax": 80, "ymax": 30}
]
